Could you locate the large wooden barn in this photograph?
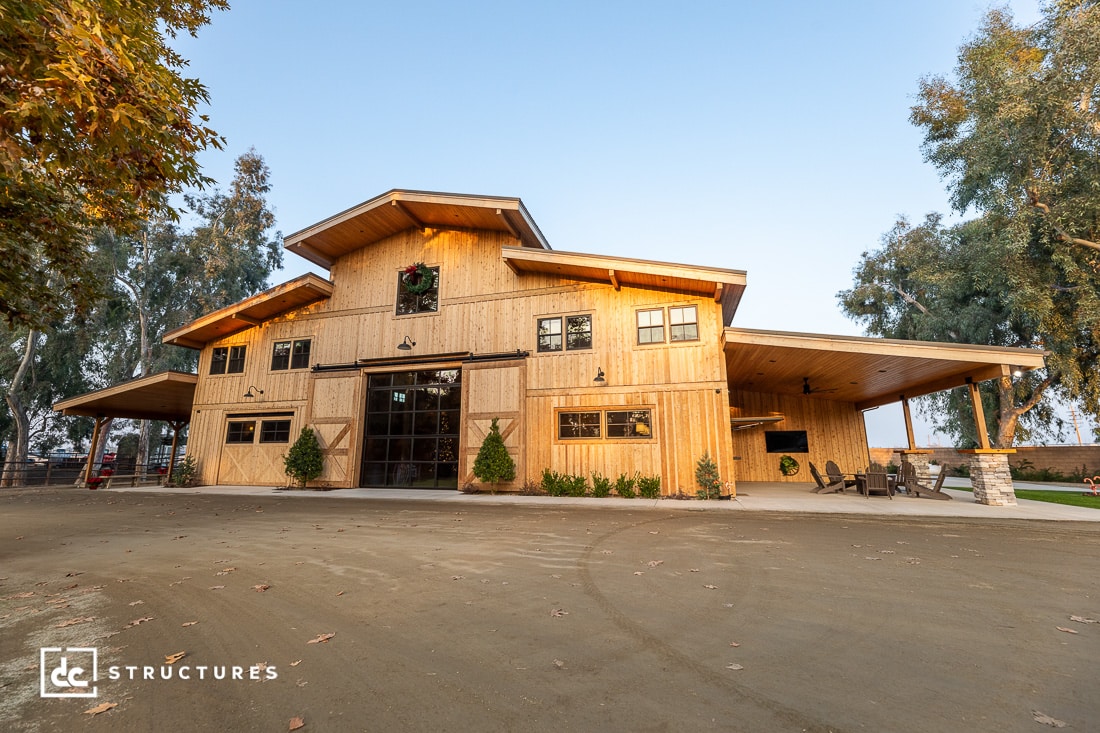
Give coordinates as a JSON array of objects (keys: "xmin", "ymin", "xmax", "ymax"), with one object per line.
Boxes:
[{"xmin": 56, "ymin": 190, "xmax": 1045, "ymax": 499}]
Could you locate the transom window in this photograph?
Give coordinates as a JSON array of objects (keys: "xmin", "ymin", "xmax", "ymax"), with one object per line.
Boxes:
[
  {"xmin": 226, "ymin": 421, "xmax": 256, "ymax": 443},
  {"xmin": 259, "ymin": 420, "xmax": 292, "ymax": 443},
  {"xmin": 210, "ymin": 345, "xmax": 247, "ymax": 375},
  {"xmin": 669, "ymin": 306, "xmax": 699, "ymax": 342},
  {"xmin": 636, "ymin": 310, "xmax": 664, "ymax": 344},
  {"xmin": 538, "ymin": 314, "xmax": 593, "ymax": 352},
  {"xmin": 557, "ymin": 408, "xmax": 653, "ymax": 440},
  {"xmin": 396, "ymin": 266, "xmax": 440, "ymax": 315},
  {"xmin": 271, "ymin": 339, "xmax": 311, "ymax": 370}
]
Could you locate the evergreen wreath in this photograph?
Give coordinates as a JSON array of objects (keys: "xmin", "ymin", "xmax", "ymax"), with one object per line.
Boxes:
[{"xmin": 401, "ymin": 263, "xmax": 435, "ymax": 294}]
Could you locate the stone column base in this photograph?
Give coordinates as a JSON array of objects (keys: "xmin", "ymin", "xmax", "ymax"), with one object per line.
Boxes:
[
  {"xmin": 900, "ymin": 453, "xmax": 931, "ymax": 486},
  {"xmin": 969, "ymin": 453, "xmax": 1017, "ymax": 506}
]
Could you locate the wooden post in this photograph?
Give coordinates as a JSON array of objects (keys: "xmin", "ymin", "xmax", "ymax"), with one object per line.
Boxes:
[
  {"xmin": 84, "ymin": 416, "xmax": 110, "ymax": 484},
  {"xmin": 900, "ymin": 395, "xmax": 916, "ymax": 450},
  {"xmin": 166, "ymin": 420, "xmax": 186, "ymax": 481},
  {"xmin": 966, "ymin": 378, "xmax": 992, "ymax": 450}
]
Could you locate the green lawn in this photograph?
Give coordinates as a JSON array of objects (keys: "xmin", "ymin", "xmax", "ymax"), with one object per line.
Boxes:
[{"xmin": 954, "ymin": 485, "xmax": 1100, "ymax": 509}]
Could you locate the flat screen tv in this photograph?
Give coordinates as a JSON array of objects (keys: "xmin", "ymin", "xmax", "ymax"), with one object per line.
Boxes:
[{"xmin": 764, "ymin": 430, "xmax": 809, "ymax": 454}]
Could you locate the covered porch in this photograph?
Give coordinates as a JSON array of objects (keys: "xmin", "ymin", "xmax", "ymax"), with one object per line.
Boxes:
[
  {"xmin": 52, "ymin": 371, "xmax": 197, "ymax": 485},
  {"xmin": 722, "ymin": 328, "xmax": 1048, "ymax": 505}
]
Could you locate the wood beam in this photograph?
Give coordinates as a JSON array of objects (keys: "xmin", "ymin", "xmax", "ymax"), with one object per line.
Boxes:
[
  {"xmin": 856, "ymin": 363, "xmax": 1011, "ymax": 410},
  {"xmin": 391, "ymin": 199, "xmax": 425, "ymax": 230},
  {"xmin": 714, "ymin": 282, "xmax": 723, "ymax": 302},
  {"xmin": 967, "ymin": 378, "xmax": 992, "ymax": 450},
  {"xmin": 231, "ymin": 313, "xmax": 263, "ymax": 327},
  {"xmin": 608, "ymin": 269, "xmax": 620, "ymax": 290},
  {"xmin": 496, "ymin": 208, "xmax": 522, "ymax": 241},
  {"xmin": 900, "ymin": 396, "xmax": 916, "ymax": 450}
]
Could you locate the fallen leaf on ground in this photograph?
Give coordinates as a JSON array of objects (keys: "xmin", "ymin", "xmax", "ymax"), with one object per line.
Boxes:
[
  {"xmin": 335, "ymin": 591, "xmax": 344, "ymax": 597},
  {"xmin": 124, "ymin": 617, "xmax": 154, "ymax": 629},
  {"xmin": 1070, "ymin": 615, "xmax": 1098, "ymax": 624},
  {"xmin": 307, "ymin": 633, "xmax": 335, "ymax": 644},
  {"xmin": 83, "ymin": 702, "xmax": 117, "ymax": 716},
  {"xmin": 209, "ymin": 585, "xmax": 225, "ymax": 590},
  {"xmin": 165, "ymin": 651, "xmax": 186, "ymax": 664},
  {"xmin": 56, "ymin": 616, "xmax": 94, "ymax": 628},
  {"xmin": 252, "ymin": 584, "xmax": 271, "ymax": 592},
  {"xmin": 290, "ymin": 659, "xmax": 302, "ymax": 667},
  {"xmin": 690, "ymin": 568, "xmax": 700, "ymax": 573},
  {"xmin": 289, "ymin": 717, "xmax": 305, "ymax": 731},
  {"xmin": 729, "ymin": 642, "xmax": 740, "ymax": 647},
  {"xmin": 1032, "ymin": 710, "xmax": 1067, "ymax": 728},
  {"xmin": 1056, "ymin": 626, "xmax": 1078, "ymax": 634},
  {"xmin": 726, "ymin": 663, "xmax": 744, "ymax": 670},
  {"xmin": 181, "ymin": 621, "xmax": 198, "ymax": 627},
  {"xmin": 553, "ymin": 659, "xmax": 565, "ymax": 668},
  {"xmin": 647, "ymin": 560, "xmax": 664, "ymax": 567},
  {"xmin": 128, "ymin": 600, "xmax": 144, "ymax": 606},
  {"xmin": 550, "ymin": 608, "xmax": 568, "ymax": 617},
  {"xmin": 633, "ymin": 571, "xmax": 644, "ymax": 576},
  {"xmin": 451, "ymin": 576, "xmax": 464, "ymax": 580},
  {"xmin": 65, "ymin": 572, "xmax": 82, "ymax": 577},
  {"xmin": 703, "ymin": 584, "xmax": 718, "ymax": 590}
]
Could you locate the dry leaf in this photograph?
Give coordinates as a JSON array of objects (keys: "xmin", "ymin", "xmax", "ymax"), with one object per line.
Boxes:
[
  {"xmin": 703, "ymin": 584, "xmax": 718, "ymax": 590},
  {"xmin": 83, "ymin": 702, "xmax": 117, "ymax": 716},
  {"xmin": 451, "ymin": 575, "xmax": 464, "ymax": 580},
  {"xmin": 307, "ymin": 633, "xmax": 335, "ymax": 644},
  {"xmin": 209, "ymin": 585, "xmax": 225, "ymax": 590},
  {"xmin": 128, "ymin": 600, "xmax": 144, "ymax": 606},
  {"xmin": 1070, "ymin": 615, "xmax": 1098, "ymax": 624},
  {"xmin": 550, "ymin": 608, "xmax": 568, "ymax": 617},
  {"xmin": 633, "ymin": 571, "xmax": 644, "ymax": 576},
  {"xmin": 729, "ymin": 642, "xmax": 740, "ymax": 647},
  {"xmin": 56, "ymin": 616, "xmax": 94, "ymax": 628},
  {"xmin": 124, "ymin": 617, "xmax": 155, "ymax": 629},
  {"xmin": 289, "ymin": 717, "xmax": 305, "ymax": 731},
  {"xmin": 726, "ymin": 663, "xmax": 744, "ymax": 670},
  {"xmin": 1032, "ymin": 710, "xmax": 1067, "ymax": 728},
  {"xmin": 290, "ymin": 659, "xmax": 302, "ymax": 667},
  {"xmin": 553, "ymin": 659, "xmax": 565, "ymax": 668},
  {"xmin": 165, "ymin": 651, "xmax": 186, "ymax": 664},
  {"xmin": 689, "ymin": 568, "xmax": 700, "ymax": 573},
  {"xmin": 335, "ymin": 591, "xmax": 344, "ymax": 597},
  {"xmin": 1056, "ymin": 626, "xmax": 1078, "ymax": 634},
  {"xmin": 181, "ymin": 621, "xmax": 198, "ymax": 627},
  {"xmin": 252, "ymin": 584, "xmax": 271, "ymax": 593},
  {"xmin": 647, "ymin": 560, "xmax": 664, "ymax": 567}
]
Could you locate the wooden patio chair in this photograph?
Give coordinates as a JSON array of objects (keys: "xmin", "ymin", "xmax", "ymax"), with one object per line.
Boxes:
[
  {"xmin": 809, "ymin": 462, "xmax": 845, "ymax": 494},
  {"xmin": 825, "ymin": 460, "xmax": 857, "ymax": 489},
  {"xmin": 860, "ymin": 467, "xmax": 893, "ymax": 499},
  {"xmin": 908, "ymin": 470, "xmax": 952, "ymax": 500}
]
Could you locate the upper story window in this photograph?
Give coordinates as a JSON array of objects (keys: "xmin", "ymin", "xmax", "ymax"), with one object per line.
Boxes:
[
  {"xmin": 537, "ymin": 314, "xmax": 593, "ymax": 353},
  {"xmin": 396, "ymin": 266, "xmax": 439, "ymax": 315},
  {"xmin": 669, "ymin": 306, "xmax": 699, "ymax": 342},
  {"xmin": 271, "ymin": 339, "xmax": 311, "ymax": 370},
  {"xmin": 210, "ymin": 345, "xmax": 246, "ymax": 375},
  {"xmin": 637, "ymin": 309, "xmax": 664, "ymax": 344}
]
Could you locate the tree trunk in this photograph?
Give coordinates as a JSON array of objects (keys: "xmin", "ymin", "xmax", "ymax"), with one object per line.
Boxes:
[
  {"xmin": 994, "ymin": 373, "xmax": 1055, "ymax": 448},
  {"xmin": 2, "ymin": 330, "xmax": 39, "ymax": 487}
]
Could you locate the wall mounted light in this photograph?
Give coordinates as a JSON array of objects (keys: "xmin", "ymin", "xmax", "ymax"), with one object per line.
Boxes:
[
  {"xmin": 243, "ymin": 385, "xmax": 264, "ymax": 399},
  {"xmin": 1012, "ymin": 366, "xmax": 1023, "ymax": 378},
  {"xmin": 593, "ymin": 367, "xmax": 606, "ymax": 385},
  {"xmin": 397, "ymin": 336, "xmax": 416, "ymax": 351}
]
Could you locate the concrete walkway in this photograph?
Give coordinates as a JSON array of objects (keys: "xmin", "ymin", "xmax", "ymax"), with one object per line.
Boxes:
[{"xmin": 105, "ymin": 477, "xmax": 1100, "ymax": 522}]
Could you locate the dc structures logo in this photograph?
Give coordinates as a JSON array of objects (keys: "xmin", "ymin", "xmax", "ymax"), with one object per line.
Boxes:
[{"xmin": 40, "ymin": 647, "xmax": 98, "ymax": 698}]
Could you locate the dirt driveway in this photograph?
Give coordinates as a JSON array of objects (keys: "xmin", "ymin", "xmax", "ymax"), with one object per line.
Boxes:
[{"xmin": 2, "ymin": 488, "xmax": 1098, "ymax": 732}]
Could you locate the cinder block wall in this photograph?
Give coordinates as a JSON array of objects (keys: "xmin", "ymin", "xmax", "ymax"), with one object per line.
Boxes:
[{"xmin": 869, "ymin": 446, "xmax": 1100, "ymax": 477}]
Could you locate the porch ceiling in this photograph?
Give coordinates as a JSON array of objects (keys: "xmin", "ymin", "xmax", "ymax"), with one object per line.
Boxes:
[
  {"xmin": 53, "ymin": 371, "xmax": 197, "ymax": 422},
  {"xmin": 723, "ymin": 328, "xmax": 1047, "ymax": 410}
]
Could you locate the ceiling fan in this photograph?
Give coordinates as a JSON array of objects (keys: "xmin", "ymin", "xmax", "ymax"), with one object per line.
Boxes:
[{"xmin": 802, "ymin": 377, "xmax": 838, "ymax": 395}]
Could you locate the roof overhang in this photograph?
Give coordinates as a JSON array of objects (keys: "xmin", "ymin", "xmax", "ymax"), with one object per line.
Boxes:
[
  {"xmin": 723, "ymin": 328, "xmax": 1047, "ymax": 410},
  {"xmin": 502, "ymin": 246, "xmax": 747, "ymax": 323},
  {"xmin": 284, "ymin": 189, "xmax": 551, "ymax": 268},
  {"xmin": 162, "ymin": 273, "xmax": 333, "ymax": 349},
  {"xmin": 53, "ymin": 371, "xmax": 198, "ymax": 422}
]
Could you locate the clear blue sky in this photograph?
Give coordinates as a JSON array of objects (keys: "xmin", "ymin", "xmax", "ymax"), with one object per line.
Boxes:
[{"xmin": 172, "ymin": 0, "xmax": 1091, "ymax": 447}]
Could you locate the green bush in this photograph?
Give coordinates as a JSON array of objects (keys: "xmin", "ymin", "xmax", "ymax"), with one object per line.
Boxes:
[
  {"xmin": 638, "ymin": 474, "xmax": 661, "ymax": 499},
  {"xmin": 472, "ymin": 417, "xmax": 516, "ymax": 493},
  {"xmin": 284, "ymin": 427, "xmax": 324, "ymax": 488},
  {"xmin": 615, "ymin": 472, "xmax": 637, "ymax": 498},
  {"xmin": 564, "ymin": 474, "xmax": 588, "ymax": 497},
  {"xmin": 591, "ymin": 472, "xmax": 612, "ymax": 498},
  {"xmin": 169, "ymin": 454, "xmax": 198, "ymax": 487},
  {"xmin": 541, "ymin": 468, "xmax": 565, "ymax": 496}
]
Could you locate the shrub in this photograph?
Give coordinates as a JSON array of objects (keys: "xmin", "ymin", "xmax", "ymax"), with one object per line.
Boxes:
[
  {"xmin": 284, "ymin": 427, "xmax": 324, "ymax": 488},
  {"xmin": 564, "ymin": 474, "xmax": 588, "ymax": 497},
  {"xmin": 520, "ymin": 479, "xmax": 546, "ymax": 496},
  {"xmin": 542, "ymin": 468, "xmax": 566, "ymax": 496},
  {"xmin": 169, "ymin": 454, "xmax": 199, "ymax": 487},
  {"xmin": 472, "ymin": 417, "xmax": 516, "ymax": 493},
  {"xmin": 886, "ymin": 462, "xmax": 900, "ymax": 475},
  {"xmin": 638, "ymin": 474, "xmax": 661, "ymax": 499},
  {"xmin": 591, "ymin": 472, "xmax": 612, "ymax": 498},
  {"xmin": 614, "ymin": 472, "xmax": 637, "ymax": 498},
  {"xmin": 695, "ymin": 452, "xmax": 721, "ymax": 499}
]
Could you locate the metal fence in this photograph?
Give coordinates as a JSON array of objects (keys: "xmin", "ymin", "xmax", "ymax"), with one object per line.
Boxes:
[{"xmin": 0, "ymin": 456, "xmax": 173, "ymax": 487}]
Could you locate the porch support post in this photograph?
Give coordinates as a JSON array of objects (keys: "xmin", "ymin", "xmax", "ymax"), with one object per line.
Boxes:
[
  {"xmin": 961, "ymin": 378, "xmax": 1017, "ymax": 505},
  {"xmin": 901, "ymin": 396, "xmax": 916, "ymax": 450},
  {"xmin": 166, "ymin": 420, "xmax": 186, "ymax": 484},
  {"xmin": 84, "ymin": 415, "xmax": 110, "ymax": 485},
  {"xmin": 966, "ymin": 378, "xmax": 992, "ymax": 450},
  {"xmin": 896, "ymin": 395, "xmax": 931, "ymax": 486}
]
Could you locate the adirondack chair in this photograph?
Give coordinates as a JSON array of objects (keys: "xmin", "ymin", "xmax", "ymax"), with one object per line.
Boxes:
[
  {"xmin": 860, "ymin": 468, "xmax": 893, "ymax": 499},
  {"xmin": 825, "ymin": 460, "xmax": 856, "ymax": 489},
  {"xmin": 809, "ymin": 462, "xmax": 844, "ymax": 494},
  {"xmin": 908, "ymin": 470, "xmax": 952, "ymax": 500}
]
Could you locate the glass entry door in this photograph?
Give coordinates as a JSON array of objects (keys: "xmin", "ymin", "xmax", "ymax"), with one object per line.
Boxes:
[{"xmin": 360, "ymin": 368, "xmax": 461, "ymax": 488}]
